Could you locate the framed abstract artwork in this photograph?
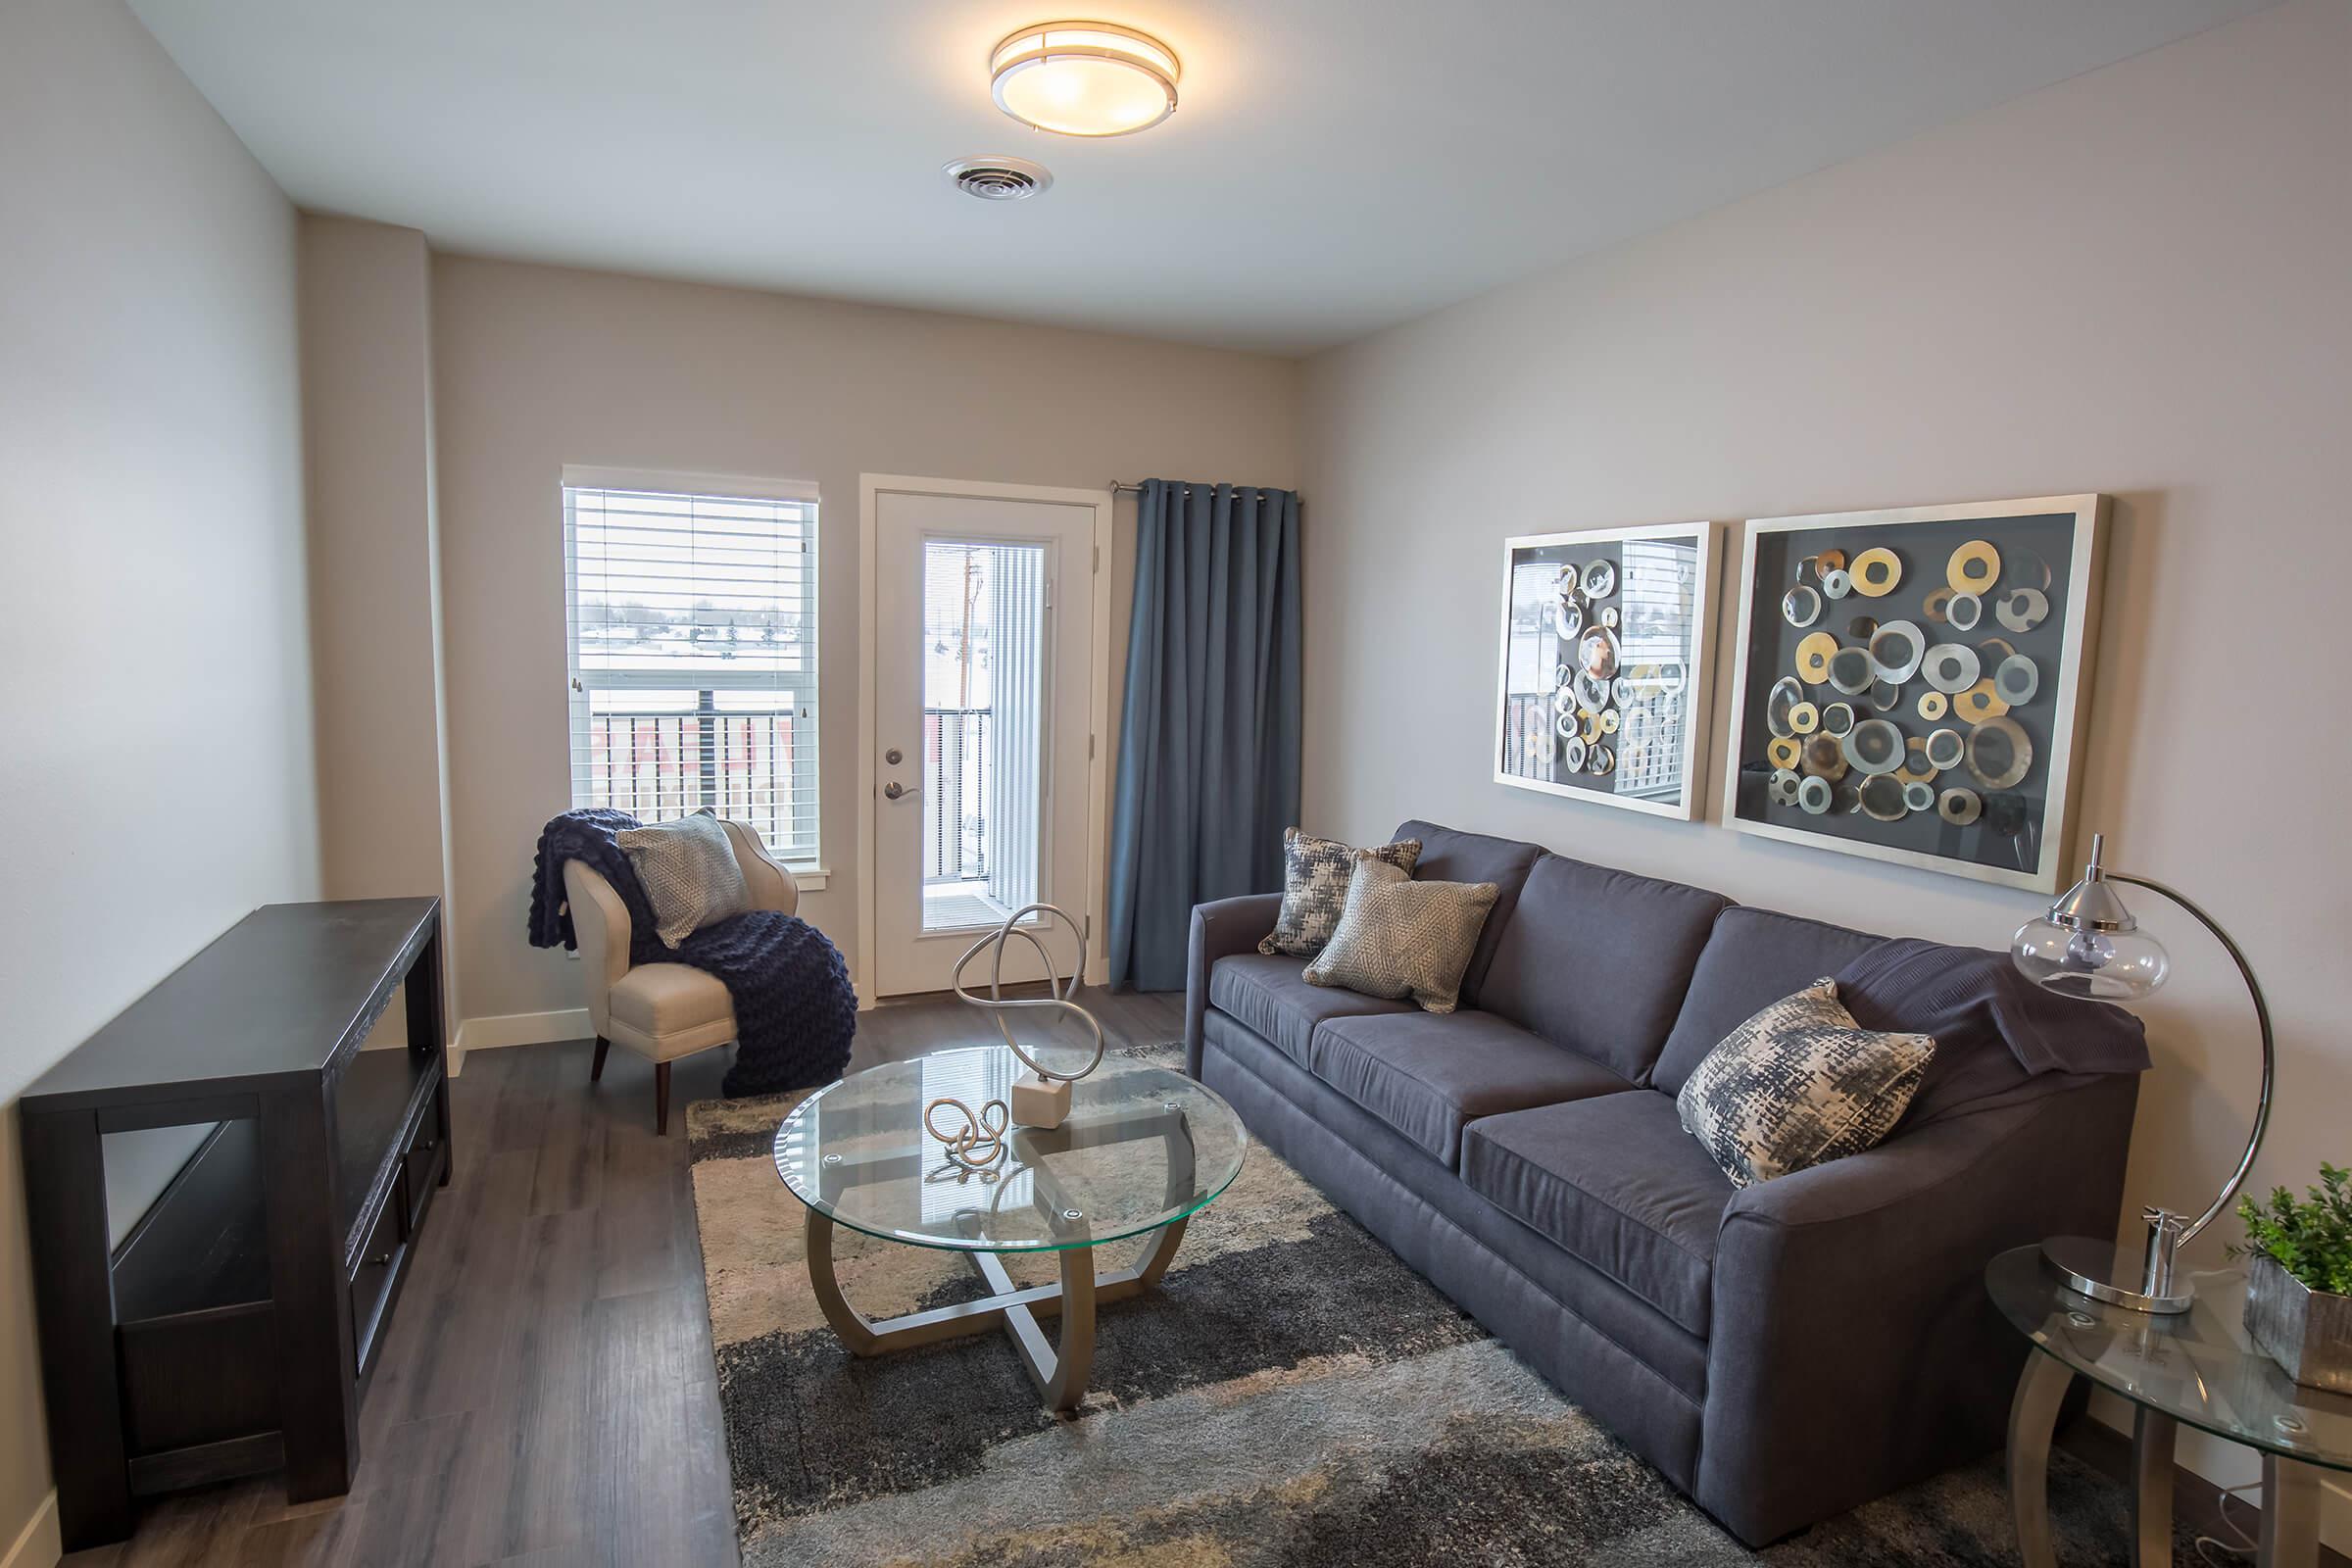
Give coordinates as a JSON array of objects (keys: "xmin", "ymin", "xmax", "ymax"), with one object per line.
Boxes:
[
  {"xmin": 1719, "ymin": 494, "xmax": 2107, "ymax": 892},
  {"xmin": 1494, "ymin": 520, "xmax": 1721, "ymax": 821}
]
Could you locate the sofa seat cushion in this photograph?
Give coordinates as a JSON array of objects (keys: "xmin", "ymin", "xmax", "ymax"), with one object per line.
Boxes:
[
  {"xmin": 1206, "ymin": 953, "xmax": 1415, "ymax": 1069},
  {"xmin": 1314, "ymin": 1010, "xmax": 1637, "ymax": 1167},
  {"xmin": 1462, "ymin": 1093, "xmax": 1734, "ymax": 1336}
]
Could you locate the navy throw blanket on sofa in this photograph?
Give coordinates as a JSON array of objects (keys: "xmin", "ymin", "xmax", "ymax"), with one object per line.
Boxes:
[{"xmin": 527, "ymin": 808, "xmax": 855, "ymax": 1098}]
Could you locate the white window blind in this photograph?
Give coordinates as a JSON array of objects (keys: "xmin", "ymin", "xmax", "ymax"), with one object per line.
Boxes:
[{"xmin": 563, "ymin": 480, "xmax": 820, "ymax": 865}]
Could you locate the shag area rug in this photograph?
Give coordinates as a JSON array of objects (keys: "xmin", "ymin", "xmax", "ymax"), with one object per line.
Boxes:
[{"xmin": 689, "ymin": 1046, "xmax": 2219, "ymax": 1567}]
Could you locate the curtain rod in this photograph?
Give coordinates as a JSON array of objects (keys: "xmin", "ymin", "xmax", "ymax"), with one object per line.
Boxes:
[{"xmin": 1108, "ymin": 480, "xmax": 1301, "ymax": 500}]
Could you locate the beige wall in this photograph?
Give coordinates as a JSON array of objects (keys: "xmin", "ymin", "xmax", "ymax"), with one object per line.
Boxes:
[
  {"xmin": 0, "ymin": 1, "xmax": 318, "ymax": 1558},
  {"xmin": 300, "ymin": 218, "xmax": 457, "ymax": 930},
  {"xmin": 1301, "ymin": 0, "xmax": 2349, "ymax": 1522},
  {"xmin": 428, "ymin": 256, "xmax": 1302, "ymax": 1025}
]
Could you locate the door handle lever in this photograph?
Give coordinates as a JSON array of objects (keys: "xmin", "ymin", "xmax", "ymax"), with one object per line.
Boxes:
[{"xmin": 883, "ymin": 782, "xmax": 918, "ymax": 802}]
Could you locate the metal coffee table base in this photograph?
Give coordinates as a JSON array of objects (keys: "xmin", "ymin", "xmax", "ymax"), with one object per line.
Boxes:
[
  {"xmin": 805, "ymin": 1208, "xmax": 1187, "ymax": 1411},
  {"xmin": 2007, "ymin": 1350, "xmax": 2327, "ymax": 1567}
]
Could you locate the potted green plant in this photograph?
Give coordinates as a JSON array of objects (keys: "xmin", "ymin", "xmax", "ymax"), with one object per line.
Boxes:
[{"xmin": 2234, "ymin": 1163, "xmax": 2352, "ymax": 1393}]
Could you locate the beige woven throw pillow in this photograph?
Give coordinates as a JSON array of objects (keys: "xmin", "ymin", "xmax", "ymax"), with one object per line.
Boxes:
[
  {"xmin": 616, "ymin": 813, "xmax": 751, "ymax": 948},
  {"xmin": 1303, "ymin": 855, "xmax": 1498, "ymax": 1014}
]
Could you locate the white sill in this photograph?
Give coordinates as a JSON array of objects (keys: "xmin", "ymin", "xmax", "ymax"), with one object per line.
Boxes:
[{"xmin": 787, "ymin": 865, "xmax": 831, "ymax": 892}]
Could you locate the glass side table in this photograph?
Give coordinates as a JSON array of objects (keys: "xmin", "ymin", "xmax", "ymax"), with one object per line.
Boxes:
[
  {"xmin": 774, "ymin": 1045, "xmax": 1249, "ymax": 1411},
  {"xmin": 1989, "ymin": 1245, "xmax": 2352, "ymax": 1567}
]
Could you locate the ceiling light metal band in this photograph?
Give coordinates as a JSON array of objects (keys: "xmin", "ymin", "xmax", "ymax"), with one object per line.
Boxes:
[{"xmin": 991, "ymin": 22, "xmax": 1181, "ymax": 138}]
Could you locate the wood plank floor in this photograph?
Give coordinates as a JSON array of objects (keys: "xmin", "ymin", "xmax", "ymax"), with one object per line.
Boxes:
[
  {"xmin": 62, "ymin": 986, "xmax": 1186, "ymax": 1568},
  {"xmin": 62, "ymin": 981, "xmax": 2313, "ymax": 1567}
]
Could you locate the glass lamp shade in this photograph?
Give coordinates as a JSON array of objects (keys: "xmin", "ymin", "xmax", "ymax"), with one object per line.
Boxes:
[
  {"xmin": 2012, "ymin": 915, "xmax": 2170, "ymax": 1001},
  {"xmin": 991, "ymin": 22, "xmax": 1179, "ymax": 137}
]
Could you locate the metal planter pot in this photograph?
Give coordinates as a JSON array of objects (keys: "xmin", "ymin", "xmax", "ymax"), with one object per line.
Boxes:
[{"xmin": 2244, "ymin": 1252, "xmax": 2352, "ymax": 1394}]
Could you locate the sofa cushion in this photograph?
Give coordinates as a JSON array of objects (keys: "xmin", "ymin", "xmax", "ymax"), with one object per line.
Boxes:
[
  {"xmin": 1477, "ymin": 855, "xmax": 1732, "ymax": 1082},
  {"xmin": 1314, "ymin": 1010, "xmax": 1636, "ymax": 1166},
  {"xmin": 1651, "ymin": 907, "xmax": 1888, "ymax": 1095},
  {"xmin": 1462, "ymin": 1093, "xmax": 1734, "ymax": 1336},
  {"xmin": 1206, "ymin": 953, "xmax": 1415, "ymax": 1069},
  {"xmin": 1394, "ymin": 820, "xmax": 1546, "ymax": 1009}
]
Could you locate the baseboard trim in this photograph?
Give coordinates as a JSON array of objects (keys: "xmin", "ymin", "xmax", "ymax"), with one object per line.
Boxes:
[
  {"xmin": 451, "ymin": 1007, "xmax": 593, "ymax": 1073},
  {"xmin": 1, "ymin": 1491, "xmax": 59, "ymax": 1568}
]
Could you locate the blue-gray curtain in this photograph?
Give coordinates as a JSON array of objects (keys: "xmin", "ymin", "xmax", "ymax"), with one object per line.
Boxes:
[{"xmin": 1106, "ymin": 480, "xmax": 1302, "ymax": 991}]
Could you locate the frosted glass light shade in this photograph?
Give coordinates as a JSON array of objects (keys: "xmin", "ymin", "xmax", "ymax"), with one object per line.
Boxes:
[
  {"xmin": 991, "ymin": 22, "xmax": 1179, "ymax": 137},
  {"xmin": 2012, "ymin": 915, "xmax": 2171, "ymax": 1001}
]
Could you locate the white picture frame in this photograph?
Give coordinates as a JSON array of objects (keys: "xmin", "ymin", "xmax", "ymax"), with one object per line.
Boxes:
[
  {"xmin": 1493, "ymin": 519, "xmax": 1721, "ymax": 822},
  {"xmin": 1717, "ymin": 494, "xmax": 2107, "ymax": 893}
]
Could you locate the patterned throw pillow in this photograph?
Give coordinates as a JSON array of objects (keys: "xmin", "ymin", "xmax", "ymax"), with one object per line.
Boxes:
[
  {"xmin": 1303, "ymin": 856, "xmax": 1499, "ymax": 1014},
  {"xmin": 1260, "ymin": 828, "xmax": 1422, "ymax": 957},
  {"xmin": 616, "ymin": 812, "xmax": 751, "ymax": 948},
  {"xmin": 1676, "ymin": 978, "xmax": 1936, "ymax": 1187}
]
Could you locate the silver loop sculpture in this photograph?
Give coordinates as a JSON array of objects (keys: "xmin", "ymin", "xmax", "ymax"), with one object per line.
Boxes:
[{"xmin": 950, "ymin": 903, "xmax": 1105, "ymax": 1086}]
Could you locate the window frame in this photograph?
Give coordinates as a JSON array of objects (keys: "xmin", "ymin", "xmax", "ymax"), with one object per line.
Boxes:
[{"xmin": 561, "ymin": 466, "xmax": 828, "ymax": 886}]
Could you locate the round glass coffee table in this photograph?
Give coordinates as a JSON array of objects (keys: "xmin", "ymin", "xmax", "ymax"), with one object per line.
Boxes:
[
  {"xmin": 773, "ymin": 1045, "xmax": 1249, "ymax": 1410},
  {"xmin": 1990, "ymin": 1244, "xmax": 2352, "ymax": 1566}
]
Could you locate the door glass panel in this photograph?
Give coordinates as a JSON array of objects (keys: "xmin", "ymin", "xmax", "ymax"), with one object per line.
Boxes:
[{"xmin": 921, "ymin": 541, "xmax": 1046, "ymax": 932}]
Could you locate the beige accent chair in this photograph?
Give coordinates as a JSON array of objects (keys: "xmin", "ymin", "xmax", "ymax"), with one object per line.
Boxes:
[{"xmin": 562, "ymin": 818, "xmax": 799, "ymax": 1134}]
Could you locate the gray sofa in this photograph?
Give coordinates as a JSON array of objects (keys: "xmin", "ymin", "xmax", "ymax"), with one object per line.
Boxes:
[{"xmin": 1183, "ymin": 818, "xmax": 2140, "ymax": 1546}]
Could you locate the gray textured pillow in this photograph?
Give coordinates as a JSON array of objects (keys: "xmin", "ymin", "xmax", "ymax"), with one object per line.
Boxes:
[
  {"xmin": 616, "ymin": 813, "xmax": 750, "ymax": 948},
  {"xmin": 1260, "ymin": 827, "xmax": 1422, "ymax": 957},
  {"xmin": 1303, "ymin": 855, "xmax": 1497, "ymax": 1014},
  {"xmin": 1676, "ymin": 977, "xmax": 1935, "ymax": 1187}
]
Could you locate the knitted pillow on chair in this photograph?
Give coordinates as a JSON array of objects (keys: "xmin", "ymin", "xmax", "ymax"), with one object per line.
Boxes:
[{"xmin": 617, "ymin": 813, "xmax": 750, "ymax": 948}]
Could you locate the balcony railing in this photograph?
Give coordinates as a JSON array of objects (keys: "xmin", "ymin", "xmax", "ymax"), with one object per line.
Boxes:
[
  {"xmin": 580, "ymin": 698, "xmax": 810, "ymax": 858},
  {"xmin": 922, "ymin": 706, "xmax": 991, "ymax": 885}
]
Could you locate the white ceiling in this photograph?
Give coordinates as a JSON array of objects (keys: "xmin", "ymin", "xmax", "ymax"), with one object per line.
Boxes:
[{"xmin": 130, "ymin": 0, "xmax": 2271, "ymax": 356}]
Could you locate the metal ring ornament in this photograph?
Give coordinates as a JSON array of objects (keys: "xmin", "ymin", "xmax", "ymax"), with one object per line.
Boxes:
[
  {"xmin": 1946, "ymin": 591, "xmax": 1983, "ymax": 631},
  {"xmin": 1868, "ymin": 620, "xmax": 1926, "ymax": 684},
  {"xmin": 1554, "ymin": 595, "xmax": 1584, "ymax": 640},
  {"xmin": 951, "ymin": 904, "xmax": 1105, "ymax": 1086},
  {"xmin": 1994, "ymin": 587, "xmax": 2049, "ymax": 634},
  {"xmin": 1945, "ymin": 540, "xmax": 2001, "ymax": 596},
  {"xmin": 1782, "ymin": 584, "xmax": 1823, "ymax": 628},
  {"xmin": 1849, "ymin": 547, "xmax": 1902, "ymax": 598},
  {"xmin": 1994, "ymin": 654, "xmax": 2040, "ymax": 706},
  {"xmin": 1581, "ymin": 559, "xmax": 1617, "ymax": 599},
  {"xmin": 1827, "ymin": 646, "xmax": 1875, "ymax": 696},
  {"xmin": 1923, "ymin": 642, "xmax": 1981, "ymax": 695},
  {"xmin": 1821, "ymin": 567, "xmax": 1853, "ymax": 600}
]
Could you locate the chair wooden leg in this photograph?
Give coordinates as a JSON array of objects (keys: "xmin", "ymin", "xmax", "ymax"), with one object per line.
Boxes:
[
  {"xmin": 590, "ymin": 1036, "xmax": 611, "ymax": 1082},
  {"xmin": 655, "ymin": 1061, "xmax": 671, "ymax": 1136}
]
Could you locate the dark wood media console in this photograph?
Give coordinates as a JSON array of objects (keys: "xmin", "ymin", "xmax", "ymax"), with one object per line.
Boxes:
[{"xmin": 19, "ymin": 899, "xmax": 450, "ymax": 1550}]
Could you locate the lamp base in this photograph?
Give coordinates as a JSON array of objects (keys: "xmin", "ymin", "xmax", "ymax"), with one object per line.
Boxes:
[{"xmin": 2042, "ymin": 1234, "xmax": 2195, "ymax": 1314}]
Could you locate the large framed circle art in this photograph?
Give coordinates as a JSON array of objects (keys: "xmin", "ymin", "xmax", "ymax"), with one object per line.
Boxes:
[
  {"xmin": 1494, "ymin": 520, "xmax": 1721, "ymax": 821},
  {"xmin": 1719, "ymin": 495, "xmax": 2107, "ymax": 893}
]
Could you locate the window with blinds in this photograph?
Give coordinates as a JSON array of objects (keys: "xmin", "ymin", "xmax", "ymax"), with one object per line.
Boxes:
[{"xmin": 563, "ymin": 479, "xmax": 820, "ymax": 866}]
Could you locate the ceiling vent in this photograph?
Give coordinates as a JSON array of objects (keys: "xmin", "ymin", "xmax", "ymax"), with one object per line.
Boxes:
[{"xmin": 945, "ymin": 156, "xmax": 1054, "ymax": 201}]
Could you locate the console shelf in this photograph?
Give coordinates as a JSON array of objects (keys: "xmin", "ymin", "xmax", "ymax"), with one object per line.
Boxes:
[{"xmin": 19, "ymin": 899, "xmax": 450, "ymax": 1552}]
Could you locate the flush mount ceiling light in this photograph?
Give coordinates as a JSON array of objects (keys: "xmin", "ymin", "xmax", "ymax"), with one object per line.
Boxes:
[{"xmin": 990, "ymin": 22, "xmax": 1180, "ymax": 138}]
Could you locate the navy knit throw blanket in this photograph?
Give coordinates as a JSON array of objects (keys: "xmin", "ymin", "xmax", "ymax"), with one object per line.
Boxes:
[{"xmin": 528, "ymin": 808, "xmax": 855, "ymax": 1098}]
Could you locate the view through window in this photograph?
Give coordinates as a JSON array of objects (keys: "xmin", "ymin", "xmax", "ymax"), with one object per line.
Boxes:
[{"xmin": 563, "ymin": 481, "xmax": 820, "ymax": 864}]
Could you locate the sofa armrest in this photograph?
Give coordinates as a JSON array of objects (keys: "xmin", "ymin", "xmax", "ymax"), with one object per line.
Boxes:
[
  {"xmin": 1184, "ymin": 894, "xmax": 1282, "ymax": 1077},
  {"xmin": 1695, "ymin": 1071, "xmax": 2138, "ymax": 1544}
]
